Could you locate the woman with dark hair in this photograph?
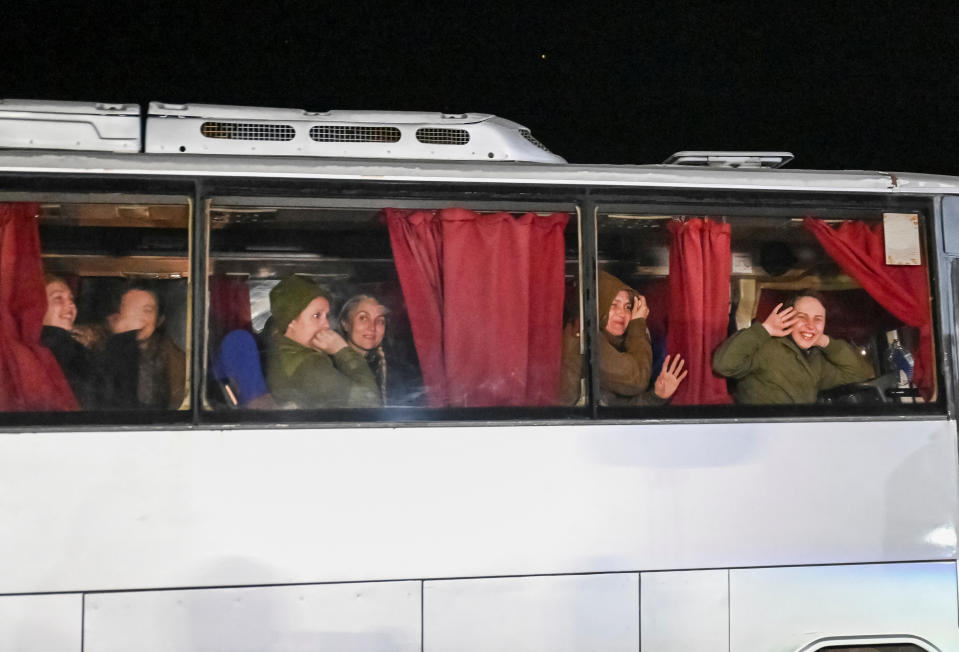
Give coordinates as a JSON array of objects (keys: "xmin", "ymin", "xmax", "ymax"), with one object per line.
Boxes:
[
  {"xmin": 99, "ymin": 281, "xmax": 186, "ymax": 410},
  {"xmin": 713, "ymin": 290, "xmax": 873, "ymax": 404}
]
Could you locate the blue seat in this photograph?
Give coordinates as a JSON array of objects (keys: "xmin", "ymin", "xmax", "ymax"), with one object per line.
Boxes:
[{"xmin": 211, "ymin": 330, "xmax": 269, "ymax": 407}]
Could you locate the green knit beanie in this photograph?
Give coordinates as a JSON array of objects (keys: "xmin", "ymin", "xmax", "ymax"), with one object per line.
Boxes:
[{"xmin": 269, "ymin": 275, "xmax": 331, "ymax": 334}]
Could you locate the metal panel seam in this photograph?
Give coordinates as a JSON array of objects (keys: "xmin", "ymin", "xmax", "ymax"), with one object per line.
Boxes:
[
  {"xmin": 637, "ymin": 572, "xmax": 641, "ymax": 652},
  {"xmin": 726, "ymin": 569, "xmax": 731, "ymax": 652}
]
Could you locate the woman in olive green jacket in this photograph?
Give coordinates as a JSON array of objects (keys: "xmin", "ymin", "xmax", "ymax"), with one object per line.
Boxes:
[
  {"xmin": 712, "ymin": 292, "xmax": 873, "ymax": 404},
  {"xmin": 266, "ymin": 276, "xmax": 381, "ymax": 409}
]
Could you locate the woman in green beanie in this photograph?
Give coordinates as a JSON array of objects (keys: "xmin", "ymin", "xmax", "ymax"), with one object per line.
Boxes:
[{"xmin": 266, "ymin": 275, "xmax": 381, "ymax": 409}]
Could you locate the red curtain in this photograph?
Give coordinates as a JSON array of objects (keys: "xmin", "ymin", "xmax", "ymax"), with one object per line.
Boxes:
[
  {"xmin": 666, "ymin": 218, "xmax": 733, "ymax": 405},
  {"xmin": 386, "ymin": 209, "xmax": 446, "ymax": 406},
  {"xmin": 208, "ymin": 275, "xmax": 253, "ymax": 347},
  {"xmin": 0, "ymin": 203, "xmax": 79, "ymax": 411},
  {"xmin": 386, "ymin": 208, "xmax": 568, "ymax": 407},
  {"xmin": 804, "ymin": 217, "xmax": 933, "ymax": 398},
  {"xmin": 525, "ymin": 212, "xmax": 569, "ymax": 404}
]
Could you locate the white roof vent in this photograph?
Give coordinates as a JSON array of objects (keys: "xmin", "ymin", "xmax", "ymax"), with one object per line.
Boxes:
[
  {"xmin": 145, "ymin": 102, "xmax": 565, "ymax": 163},
  {"xmin": 0, "ymin": 99, "xmax": 141, "ymax": 153},
  {"xmin": 663, "ymin": 151, "xmax": 794, "ymax": 169}
]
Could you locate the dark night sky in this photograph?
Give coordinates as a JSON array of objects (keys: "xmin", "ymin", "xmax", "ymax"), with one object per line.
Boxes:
[{"xmin": 3, "ymin": 2, "xmax": 958, "ymax": 173}]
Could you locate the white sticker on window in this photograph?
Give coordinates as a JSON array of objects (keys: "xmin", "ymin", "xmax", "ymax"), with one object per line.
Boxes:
[
  {"xmin": 731, "ymin": 252, "xmax": 754, "ymax": 274},
  {"xmin": 883, "ymin": 212, "xmax": 921, "ymax": 265}
]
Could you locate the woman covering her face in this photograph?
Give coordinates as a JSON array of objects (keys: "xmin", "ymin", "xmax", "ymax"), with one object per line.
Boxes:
[{"xmin": 265, "ymin": 277, "xmax": 380, "ymax": 410}]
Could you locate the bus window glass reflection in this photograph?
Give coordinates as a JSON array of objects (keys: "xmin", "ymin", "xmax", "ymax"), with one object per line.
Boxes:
[
  {"xmin": 205, "ymin": 203, "xmax": 579, "ymax": 413},
  {"xmin": 0, "ymin": 199, "xmax": 190, "ymax": 414},
  {"xmin": 595, "ymin": 210, "xmax": 936, "ymax": 410}
]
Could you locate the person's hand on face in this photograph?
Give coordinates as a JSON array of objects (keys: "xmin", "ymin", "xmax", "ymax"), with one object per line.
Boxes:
[
  {"xmin": 110, "ymin": 289, "xmax": 159, "ymax": 341},
  {"xmin": 311, "ymin": 329, "xmax": 348, "ymax": 355},
  {"xmin": 109, "ymin": 311, "xmax": 144, "ymax": 336},
  {"xmin": 761, "ymin": 303, "xmax": 798, "ymax": 338},
  {"xmin": 631, "ymin": 293, "xmax": 650, "ymax": 321},
  {"xmin": 285, "ymin": 296, "xmax": 347, "ymax": 355}
]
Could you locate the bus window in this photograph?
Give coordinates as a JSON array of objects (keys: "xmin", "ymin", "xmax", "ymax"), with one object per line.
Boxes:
[
  {"xmin": 0, "ymin": 198, "xmax": 191, "ymax": 414},
  {"xmin": 594, "ymin": 207, "xmax": 937, "ymax": 412},
  {"xmin": 204, "ymin": 201, "xmax": 579, "ymax": 414}
]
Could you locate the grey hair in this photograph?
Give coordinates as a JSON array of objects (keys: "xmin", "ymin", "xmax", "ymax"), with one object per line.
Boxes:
[{"xmin": 338, "ymin": 294, "xmax": 389, "ymax": 335}]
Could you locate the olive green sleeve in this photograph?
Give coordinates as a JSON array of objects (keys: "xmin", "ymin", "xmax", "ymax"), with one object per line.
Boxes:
[
  {"xmin": 331, "ymin": 347, "xmax": 382, "ymax": 407},
  {"xmin": 276, "ymin": 346, "xmax": 382, "ymax": 409},
  {"xmin": 712, "ymin": 322, "xmax": 769, "ymax": 379},
  {"xmin": 817, "ymin": 338, "xmax": 875, "ymax": 390}
]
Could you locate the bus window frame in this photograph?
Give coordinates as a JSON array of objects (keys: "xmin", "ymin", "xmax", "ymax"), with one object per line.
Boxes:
[
  {"xmin": 591, "ymin": 192, "xmax": 947, "ymax": 421},
  {"xmin": 0, "ymin": 175, "xmax": 196, "ymax": 430},
  {"xmin": 195, "ymin": 181, "xmax": 948, "ymax": 426},
  {"xmin": 0, "ymin": 174, "xmax": 952, "ymax": 430},
  {"xmin": 199, "ymin": 184, "xmax": 586, "ymax": 424}
]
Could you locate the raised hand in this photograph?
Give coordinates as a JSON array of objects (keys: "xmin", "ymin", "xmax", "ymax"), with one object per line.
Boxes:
[
  {"xmin": 631, "ymin": 293, "xmax": 650, "ymax": 320},
  {"xmin": 108, "ymin": 311, "xmax": 146, "ymax": 336},
  {"xmin": 761, "ymin": 303, "xmax": 798, "ymax": 337},
  {"xmin": 311, "ymin": 329, "xmax": 348, "ymax": 355},
  {"xmin": 653, "ymin": 354, "xmax": 688, "ymax": 400}
]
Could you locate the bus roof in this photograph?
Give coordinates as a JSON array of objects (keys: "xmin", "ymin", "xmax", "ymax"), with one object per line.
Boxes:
[
  {"xmin": 0, "ymin": 150, "xmax": 957, "ymax": 194},
  {"xmin": 0, "ymin": 100, "xmax": 567, "ymax": 164}
]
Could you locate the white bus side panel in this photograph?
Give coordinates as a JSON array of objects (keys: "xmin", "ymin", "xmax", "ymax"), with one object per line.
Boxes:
[
  {"xmin": 0, "ymin": 420, "xmax": 955, "ymax": 593},
  {"xmin": 423, "ymin": 574, "xmax": 638, "ymax": 652},
  {"xmin": 641, "ymin": 569, "xmax": 729, "ymax": 652},
  {"xmin": 730, "ymin": 561, "xmax": 959, "ymax": 650},
  {"xmin": 0, "ymin": 593, "xmax": 81, "ymax": 652},
  {"xmin": 84, "ymin": 581, "xmax": 420, "ymax": 652}
]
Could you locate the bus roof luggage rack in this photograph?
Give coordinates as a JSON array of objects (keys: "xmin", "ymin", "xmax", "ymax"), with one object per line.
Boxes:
[
  {"xmin": 0, "ymin": 99, "xmax": 141, "ymax": 153},
  {"xmin": 146, "ymin": 102, "xmax": 566, "ymax": 163},
  {"xmin": 663, "ymin": 151, "xmax": 794, "ymax": 169}
]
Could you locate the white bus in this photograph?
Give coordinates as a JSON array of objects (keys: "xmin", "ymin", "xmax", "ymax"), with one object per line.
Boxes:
[{"xmin": 0, "ymin": 100, "xmax": 957, "ymax": 652}]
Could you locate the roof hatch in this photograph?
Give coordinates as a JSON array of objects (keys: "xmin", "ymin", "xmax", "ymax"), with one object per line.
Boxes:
[{"xmin": 664, "ymin": 151, "xmax": 794, "ymax": 169}]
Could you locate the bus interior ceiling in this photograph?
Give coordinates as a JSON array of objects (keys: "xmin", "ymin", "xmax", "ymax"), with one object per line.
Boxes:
[
  {"xmin": 37, "ymin": 201, "xmax": 191, "ymax": 353},
  {"xmin": 38, "ymin": 202, "xmax": 190, "ymax": 278}
]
